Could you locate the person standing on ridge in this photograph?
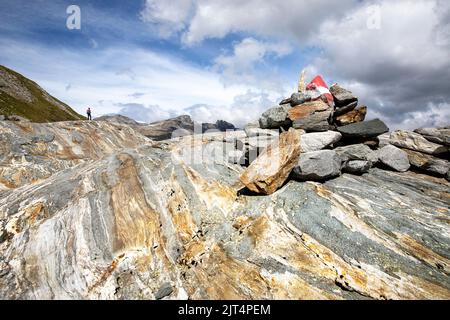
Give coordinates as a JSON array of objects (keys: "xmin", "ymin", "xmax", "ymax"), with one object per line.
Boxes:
[{"xmin": 86, "ymin": 107, "xmax": 92, "ymax": 120}]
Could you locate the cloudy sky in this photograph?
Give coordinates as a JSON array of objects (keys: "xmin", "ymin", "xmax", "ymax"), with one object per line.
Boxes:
[{"xmin": 0, "ymin": 0, "xmax": 449, "ymax": 128}]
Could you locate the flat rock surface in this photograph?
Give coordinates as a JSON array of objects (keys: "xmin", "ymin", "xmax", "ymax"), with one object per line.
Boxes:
[
  {"xmin": 337, "ymin": 119, "xmax": 389, "ymax": 138},
  {"xmin": 404, "ymin": 149, "xmax": 450, "ymax": 176},
  {"xmin": 0, "ymin": 121, "xmax": 449, "ymax": 300},
  {"xmin": 300, "ymin": 131, "xmax": 342, "ymax": 152},
  {"xmin": 390, "ymin": 130, "xmax": 449, "ymax": 155},
  {"xmin": 414, "ymin": 128, "xmax": 450, "ymax": 146}
]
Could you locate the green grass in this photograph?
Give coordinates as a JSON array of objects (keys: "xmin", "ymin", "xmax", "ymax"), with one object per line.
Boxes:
[{"xmin": 0, "ymin": 65, "xmax": 85, "ymax": 122}]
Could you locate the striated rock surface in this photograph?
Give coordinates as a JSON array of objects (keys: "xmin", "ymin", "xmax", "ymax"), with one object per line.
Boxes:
[
  {"xmin": 404, "ymin": 149, "xmax": 450, "ymax": 176},
  {"xmin": 0, "ymin": 121, "xmax": 449, "ymax": 300},
  {"xmin": 414, "ymin": 127, "xmax": 450, "ymax": 146},
  {"xmin": 239, "ymin": 128, "xmax": 300, "ymax": 194},
  {"xmin": 390, "ymin": 130, "xmax": 449, "ymax": 155},
  {"xmin": 0, "ymin": 120, "xmax": 150, "ymax": 190}
]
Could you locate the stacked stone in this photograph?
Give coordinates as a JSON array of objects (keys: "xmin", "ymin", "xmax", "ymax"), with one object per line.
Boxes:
[{"xmin": 233, "ymin": 80, "xmax": 449, "ymax": 195}]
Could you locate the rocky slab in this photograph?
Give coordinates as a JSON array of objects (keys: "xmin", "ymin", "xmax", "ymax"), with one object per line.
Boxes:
[
  {"xmin": 414, "ymin": 127, "xmax": 450, "ymax": 146},
  {"xmin": 337, "ymin": 119, "xmax": 389, "ymax": 139},
  {"xmin": 335, "ymin": 106, "xmax": 367, "ymax": 126},
  {"xmin": 404, "ymin": 149, "xmax": 450, "ymax": 176},
  {"xmin": 300, "ymin": 131, "xmax": 342, "ymax": 152},
  {"xmin": 239, "ymin": 128, "xmax": 300, "ymax": 194},
  {"xmin": 0, "ymin": 122, "xmax": 449, "ymax": 300},
  {"xmin": 390, "ymin": 130, "xmax": 449, "ymax": 155}
]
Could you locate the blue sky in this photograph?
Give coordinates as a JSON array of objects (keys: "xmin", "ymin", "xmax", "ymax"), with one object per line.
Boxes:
[{"xmin": 1, "ymin": 0, "xmax": 449, "ymax": 128}]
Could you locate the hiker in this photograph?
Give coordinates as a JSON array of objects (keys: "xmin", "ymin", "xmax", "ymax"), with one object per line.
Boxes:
[{"xmin": 86, "ymin": 107, "xmax": 92, "ymax": 120}]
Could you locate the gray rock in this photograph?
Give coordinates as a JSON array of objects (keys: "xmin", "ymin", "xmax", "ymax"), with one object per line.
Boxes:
[
  {"xmin": 333, "ymin": 101, "xmax": 358, "ymax": 117},
  {"xmin": 259, "ymin": 105, "xmax": 291, "ymax": 129},
  {"xmin": 390, "ymin": 130, "xmax": 449, "ymax": 155},
  {"xmin": 377, "ymin": 133, "xmax": 391, "ymax": 148},
  {"xmin": 292, "ymin": 110, "xmax": 332, "ymax": 132},
  {"xmin": 292, "ymin": 150, "xmax": 341, "ymax": 181},
  {"xmin": 446, "ymin": 170, "xmax": 450, "ymax": 181},
  {"xmin": 300, "ymin": 131, "xmax": 342, "ymax": 152},
  {"xmin": 330, "ymin": 84, "xmax": 358, "ymax": 107},
  {"xmin": 414, "ymin": 127, "xmax": 450, "ymax": 146},
  {"xmin": 337, "ymin": 119, "xmax": 389, "ymax": 138},
  {"xmin": 290, "ymin": 92, "xmax": 311, "ymax": 106},
  {"xmin": 377, "ymin": 145, "xmax": 410, "ymax": 172},
  {"xmin": 244, "ymin": 126, "xmax": 279, "ymax": 138},
  {"xmin": 403, "ymin": 149, "xmax": 450, "ymax": 176},
  {"xmin": 343, "ymin": 160, "xmax": 371, "ymax": 174},
  {"xmin": 334, "ymin": 144, "xmax": 373, "ymax": 162}
]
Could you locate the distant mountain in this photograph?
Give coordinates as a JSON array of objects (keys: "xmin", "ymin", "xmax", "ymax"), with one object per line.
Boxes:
[
  {"xmin": 95, "ymin": 114, "xmax": 237, "ymax": 141},
  {"xmin": 0, "ymin": 65, "xmax": 84, "ymax": 122}
]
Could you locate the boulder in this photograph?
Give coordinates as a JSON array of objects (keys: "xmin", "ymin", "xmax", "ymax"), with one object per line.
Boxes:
[
  {"xmin": 333, "ymin": 101, "xmax": 358, "ymax": 117},
  {"xmin": 343, "ymin": 160, "xmax": 371, "ymax": 174},
  {"xmin": 334, "ymin": 144, "xmax": 373, "ymax": 162},
  {"xmin": 300, "ymin": 131, "xmax": 342, "ymax": 152},
  {"xmin": 290, "ymin": 92, "xmax": 311, "ymax": 106},
  {"xmin": 292, "ymin": 150, "xmax": 341, "ymax": 181},
  {"xmin": 288, "ymin": 100, "xmax": 333, "ymax": 132},
  {"xmin": 377, "ymin": 145, "xmax": 410, "ymax": 172},
  {"xmin": 239, "ymin": 128, "xmax": 301, "ymax": 194},
  {"xmin": 390, "ymin": 130, "xmax": 449, "ymax": 155},
  {"xmin": 259, "ymin": 105, "xmax": 292, "ymax": 129},
  {"xmin": 413, "ymin": 127, "xmax": 450, "ymax": 146},
  {"xmin": 403, "ymin": 149, "xmax": 450, "ymax": 176},
  {"xmin": 329, "ymin": 84, "xmax": 358, "ymax": 107},
  {"xmin": 447, "ymin": 170, "xmax": 450, "ymax": 181},
  {"xmin": 292, "ymin": 111, "xmax": 332, "ymax": 132},
  {"xmin": 337, "ymin": 118, "xmax": 389, "ymax": 138},
  {"xmin": 335, "ymin": 106, "xmax": 367, "ymax": 126},
  {"xmin": 288, "ymin": 100, "xmax": 330, "ymax": 120}
]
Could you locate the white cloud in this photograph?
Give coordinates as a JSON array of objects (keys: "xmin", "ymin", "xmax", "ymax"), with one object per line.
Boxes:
[
  {"xmin": 213, "ymin": 37, "xmax": 292, "ymax": 89},
  {"xmin": 307, "ymin": 0, "xmax": 450, "ymax": 129},
  {"xmin": 140, "ymin": 0, "xmax": 194, "ymax": 38},
  {"xmin": 180, "ymin": 0, "xmax": 357, "ymax": 45},
  {"xmin": 0, "ymin": 38, "xmax": 281, "ymax": 126},
  {"xmin": 184, "ymin": 90, "xmax": 278, "ymax": 127}
]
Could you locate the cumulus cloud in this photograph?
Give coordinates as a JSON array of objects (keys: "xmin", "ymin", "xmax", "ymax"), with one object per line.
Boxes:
[
  {"xmin": 140, "ymin": 0, "xmax": 194, "ymax": 38},
  {"xmin": 184, "ymin": 90, "xmax": 278, "ymax": 128},
  {"xmin": 213, "ymin": 37, "xmax": 292, "ymax": 89},
  {"xmin": 308, "ymin": 0, "xmax": 450, "ymax": 129},
  {"xmin": 116, "ymin": 103, "xmax": 175, "ymax": 123},
  {"xmin": 138, "ymin": 0, "xmax": 450, "ymax": 129}
]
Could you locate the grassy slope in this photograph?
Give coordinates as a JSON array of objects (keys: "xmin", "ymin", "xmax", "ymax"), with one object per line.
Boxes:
[{"xmin": 0, "ymin": 65, "xmax": 85, "ymax": 122}]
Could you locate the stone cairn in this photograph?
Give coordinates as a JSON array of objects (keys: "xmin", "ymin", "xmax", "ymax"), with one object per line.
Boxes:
[{"xmin": 231, "ymin": 73, "xmax": 450, "ymax": 195}]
